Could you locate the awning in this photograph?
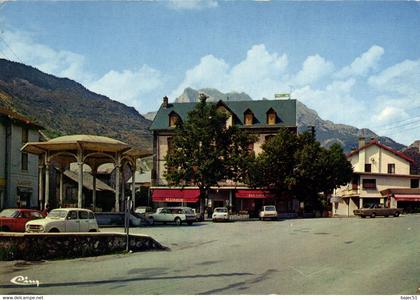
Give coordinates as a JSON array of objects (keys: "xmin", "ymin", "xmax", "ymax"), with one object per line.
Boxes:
[
  {"xmin": 235, "ymin": 190, "xmax": 274, "ymax": 199},
  {"xmin": 394, "ymin": 194, "xmax": 420, "ymax": 202},
  {"xmin": 152, "ymin": 189, "xmax": 200, "ymax": 203}
]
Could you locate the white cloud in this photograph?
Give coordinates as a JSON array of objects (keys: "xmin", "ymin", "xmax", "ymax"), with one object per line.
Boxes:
[
  {"xmin": 229, "ymin": 44, "xmax": 288, "ymax": 98},
  {"xmin": 171, "ymin": 44, "xmax": 288, "ymax": 100},
  {"xmin": 170, "ymin": 54, "xmax": 229, "ymax": 99},
  {"xmin": 373, "ymin": 106, "xmax": 409, "ymax": 123},
  {"xmin": 292, "ymin": 79, "xmax": 364, "ymax": 126},
  {"xmin": 335, "ymin": 45, "xmax": 384, "ymax": 79},
  {"xmin": 368, "ymin": 58, "xmax": 420, "ymax": 98},
  {"xmin": 167, "ymin": 0, "xmax": 218, "ymax": 10},
  {"xmin": 87, "ymin": 65, "xmax": 164, "ymax": 112},
  {"xmin": 292, "ymin": 54, "xmax": 335, "ymax": 86},
  {"xmin": 0, "ymin": 30, "xmax": 91, "ymax": 82}
]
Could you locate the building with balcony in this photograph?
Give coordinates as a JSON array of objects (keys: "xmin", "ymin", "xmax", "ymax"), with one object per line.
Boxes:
[
  {"xmin": 333, "ymin": 137, "xmax": 420, "ymax": 216},
  {"xmin": 149, "ymin": 96, "xmax": 297, "ymax": 216}
]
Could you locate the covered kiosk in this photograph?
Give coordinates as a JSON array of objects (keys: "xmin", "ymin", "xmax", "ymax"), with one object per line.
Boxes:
[{"xmin": 21, "ymin": 135, "xmax": 151, "ymax": 212}]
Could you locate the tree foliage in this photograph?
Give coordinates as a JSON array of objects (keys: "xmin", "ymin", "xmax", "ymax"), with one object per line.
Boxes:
[
  {"xmin": 165, "ymin": 98, "xmax": 256, "ymax": 210},
  {"xmin": 247, "ymin": 129, "xmax": 353, "ymax": 209}
]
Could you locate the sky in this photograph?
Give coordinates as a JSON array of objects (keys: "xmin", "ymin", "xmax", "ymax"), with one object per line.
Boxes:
[{"xmin": 0, "ymin": 0, "xmax": 419, "ymax": 145}]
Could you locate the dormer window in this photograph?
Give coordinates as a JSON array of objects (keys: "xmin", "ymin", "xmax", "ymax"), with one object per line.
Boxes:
[
  {"xmin": 169, "ymin": 112, "xmax": 180, "ymax": 128},
  {"xmin": 266, "ymin": 108, "xmax": 277, "ymax": 125},
  {"xmin": 217, "ymin": 105, "xmax": 233, "ymax": 127},
  {"xmin": 244, "ymin": 109, "xmax": 254, "ymax": 125}
]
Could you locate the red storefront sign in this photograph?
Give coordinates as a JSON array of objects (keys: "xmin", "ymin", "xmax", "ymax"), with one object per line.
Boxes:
[
  {"xmin": 235, "ymin": 190, "xmax": 274, "ymax": 199},
  {"xmin": 394, "ymin": 194, "xmax": 420, "ymax": 202},
  {"xmin": 152, "ymin": 189, "xmax": 200, "ymax": 203}
]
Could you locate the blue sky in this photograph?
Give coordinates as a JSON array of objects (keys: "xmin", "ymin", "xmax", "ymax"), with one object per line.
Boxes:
[{"xmin": 0, "ymin": 1, "xmax": 419, "ymax": 145}]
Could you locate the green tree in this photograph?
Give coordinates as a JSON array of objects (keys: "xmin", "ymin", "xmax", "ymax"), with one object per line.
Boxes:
[
  {"xmin": 248, "ymin": 129, "xmax": 353, "ymax": 212},
  {"xmin": 165, "ymin": 95, "xmax": 256, "ymax": 212}
]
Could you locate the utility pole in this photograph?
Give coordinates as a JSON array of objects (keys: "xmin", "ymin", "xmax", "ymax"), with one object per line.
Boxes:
[{"xmin": 308, "ymin": 126, "xmax": 316, "ymax": 138}]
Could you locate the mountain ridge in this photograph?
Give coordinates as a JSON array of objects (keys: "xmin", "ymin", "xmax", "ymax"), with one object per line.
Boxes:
[{"xmin": 0, "ymin": 58, "xmax": 152, "ymax": 150}]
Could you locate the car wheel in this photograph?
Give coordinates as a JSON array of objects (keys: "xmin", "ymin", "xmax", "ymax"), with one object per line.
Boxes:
[
  {"xmin": 148, "ymin": 217, "xmax": 154, "ymax": 225},
  {"xmin": 49, "ymin": 228, "xmax": 60, "ymax": 232},
  {"xmin": 1, "ymin": 226, "xmax": 10, "ymax": 232},
  {"xmin": 394, "ymin": 211, "xmax": 400, "ymax": 217},
  {"xmin": 174, "ymin": 217, "xmax": 182, "ymax": 226},
  {"xmin": 361, "ymin": 215, "xmax": 366, "ymax": 218},
  {"xmin": 370, "ymin": 213, "xmax": 376, "ymax": 218},
  {"xmin": 89, "ymin": 229, "xmax": 97, "ymax": 232},
  {"xmin": 385, "ymin": 215, "xmax": 389, "ymax": 218}
]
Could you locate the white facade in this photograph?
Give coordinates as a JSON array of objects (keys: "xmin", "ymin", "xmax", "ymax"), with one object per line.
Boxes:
[{"xmin": 334, "ymin": 140, "xmax": 420, "ymax": 216}]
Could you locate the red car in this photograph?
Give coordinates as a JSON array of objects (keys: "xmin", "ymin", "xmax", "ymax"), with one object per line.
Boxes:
[{"xmin": 0, "ymin": 208, "xmax": 45, "ymax": 232}]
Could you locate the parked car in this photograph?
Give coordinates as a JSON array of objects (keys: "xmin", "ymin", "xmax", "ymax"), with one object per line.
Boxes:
[
  {"xmin": 192, "ymin": 208, "xmax": 204, "ymax": 222},
  {"xmin": 259, "ymin": 205, "xmax": 278, "ymax": 220},
  {"xmin": 212, "ymin": 207, "xmax": 230, "ymax": 222},
  {"xmin": 25, "ymin": 208, "xmax": 99, "ymax": 233},
  {"xmin": 148, "ymin": 207, "xmax": 195, "ymax": 226},
  {"xmin": 134, "ymin": 206, "xmax": 153, "ymax": 217},
  {"xmin": 0, "ymin": 208, "xmax": 45, "ymax": 232},
  {"xmin": 353, "ymin": 203, "xmax": 403, "ymax": 218}
]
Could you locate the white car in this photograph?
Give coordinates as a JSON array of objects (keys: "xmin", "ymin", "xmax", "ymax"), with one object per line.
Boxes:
[
  {"xmin": 148, "ymin": 207, "xmax": 196, "ymax": 226},
  {"xmin": 212, "ymin": 207, "xmax": 230, "ymax": 222},
  {"xmin": 134, "ymin": 206, "xmax": 153, "ymax": 215},
  {"xmin": 26, "ymin": 208, "xmax": 99, "ymax": 233},
  {"xmin": 259, "ymin": 205, "xmax": 278, "ymax": 221}
]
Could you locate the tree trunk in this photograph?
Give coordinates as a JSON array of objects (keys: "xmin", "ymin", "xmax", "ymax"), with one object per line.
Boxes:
[{"xmin": 199, "ymin": 187, "xmax": 206, "ymax": 213}]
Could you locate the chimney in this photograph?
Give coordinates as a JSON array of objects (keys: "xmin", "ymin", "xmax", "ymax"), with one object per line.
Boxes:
[
  {"xmin": 199, "ymin": 93, "xmax": 208, "ymax": 103},
  {"xmin": 358, "ymin": 136, "xmax": 366, "ymax": 149},
  {"xmin": 162, "ymin": 96, "xmax": 169, "ymax": 108}
]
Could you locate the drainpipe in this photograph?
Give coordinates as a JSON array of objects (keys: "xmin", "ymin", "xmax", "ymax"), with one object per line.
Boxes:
[{"xmin": 4, "ymin": 121, "xmax": 11, "ymax": 208}]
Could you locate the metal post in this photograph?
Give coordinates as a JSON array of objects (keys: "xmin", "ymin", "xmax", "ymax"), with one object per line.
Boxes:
[
  {"xmin": 92, "ymin": 168, "xmax": 97, "ymax": 211},
  {"xmin": 44, "ymin": 163, "xmax": 50, "ymax": 209},
  {"xmin": 38, "ymin": 165, "xmax": 43, "ymax": 210},
  {"xmin": 122, "ymin": 165, "xmax": 126, "ymax": 233},
  {"xmin": 78, "ymin": 161, "xmax": 84, "ymax": 208},
  {"xmin": 115, "ymin": 157, "xmax": 121, "ymax": 212},
  {"xmin": 131, "ymin": 162, "xmax": 136, "ymax": 212},
  {"xmin": 59, "ymin": 168, "xmax": 64, "ymax": 208},
  {"xmin": 347, "ymin": 199, "xmax": 350, "ymax": 217}
]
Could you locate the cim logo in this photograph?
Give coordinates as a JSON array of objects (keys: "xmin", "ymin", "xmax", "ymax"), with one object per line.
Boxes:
[{"xmin": 10, "ymin": 275, "xmax": 40, "ymax": 287}]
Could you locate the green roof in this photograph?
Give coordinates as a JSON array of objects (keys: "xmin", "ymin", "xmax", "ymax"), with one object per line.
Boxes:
[{"xmin": 149, "ymin": 99, "xmax": 296, "ymax": 131}]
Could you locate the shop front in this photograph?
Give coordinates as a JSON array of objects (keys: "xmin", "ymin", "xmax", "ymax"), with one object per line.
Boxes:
[
  {"xmin": 394, "ymin": 194, "xmax": 420, "ymax": 213},
  {"xmin": 381, "ymin": 188, "xmax": 420, "ymax": 213},
  {"xmin": 234, "ymin": 189, "xmax": 275, "ymax": 217},
  {"xmin": 151, "ymin": 188, "xmax": 200, "ymax": 208}
]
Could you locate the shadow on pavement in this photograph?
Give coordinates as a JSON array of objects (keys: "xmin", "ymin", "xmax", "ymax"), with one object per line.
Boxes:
[{"xmin": 0, "ymin": 272, "xmax": 254, "ymax": 290}]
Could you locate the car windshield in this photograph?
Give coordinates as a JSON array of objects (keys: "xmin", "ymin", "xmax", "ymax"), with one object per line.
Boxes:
[
  {"xmin": 47, "ymin": 210, "xmax": 68, "ymax": 218},
  {"xmin": 183, "ymin": 208, "xmax": 194, "ymax": 214},
  {"xmin": 265, "ymin": 206, "xmax": 276, "ymax": 211},
  {"xmin": 0, "ymin": 209, "xmax": 19, "ymax": 217},
  {"xmin": 215, "ymin": 208, "xmax": 227, "ymax": 213}
]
